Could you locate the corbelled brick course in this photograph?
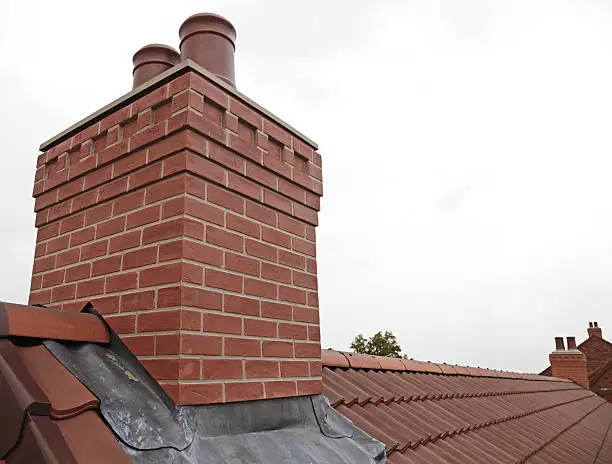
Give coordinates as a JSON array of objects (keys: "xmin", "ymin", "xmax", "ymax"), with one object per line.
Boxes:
[{"xmin": 29, "ymin": 66, "xmax": 323, "ymax": 405}]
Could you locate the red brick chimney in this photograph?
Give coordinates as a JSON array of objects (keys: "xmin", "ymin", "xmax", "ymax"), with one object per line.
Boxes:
[
  {"xmin": 28, "ymin": 13, "xmax": 323, "ymax": 405},
  {"xmin": 588, "ymin": 321, "xmax": 603, "ymax": 339},
  {"xmin": 549, "ymin": 336, "xmax": 589, "ymax": 388}
]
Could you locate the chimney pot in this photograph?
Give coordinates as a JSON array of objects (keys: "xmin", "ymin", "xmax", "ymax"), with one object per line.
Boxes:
[
  {"xmin": 566, "ymin": 336, "xmax": 577, "ymax": 350},
  {"xmin": 594, "ymin": 321, "xmax": 599, "ymax": 327},
  {"xmin": 588, "ymin": 322, "xmax": 602, "ymax": 338},
  {"xmin": 132, "ymin": 44, "xmax": 180, "ymax": 89},
  {"xmin": 179, "ymin": 13, "xmax": 237, "ymax": 87},
  {"xmin": 554, "ymin": 337, "xmax": 565, "ymax": 351},
  {"xmin": 589, "ymin": 322, "xmax": 593, "ymax": 328}
]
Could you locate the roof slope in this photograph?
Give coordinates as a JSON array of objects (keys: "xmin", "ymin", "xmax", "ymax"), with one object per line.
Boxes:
[{"xmin": 322, "ymin": 350, "xmax": 612, "ymax": 463}]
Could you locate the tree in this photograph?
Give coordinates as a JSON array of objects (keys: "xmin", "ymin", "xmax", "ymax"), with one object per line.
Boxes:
[{"xmin": 350, "ymin": 330, "xmax": 405, "ymax": 358}]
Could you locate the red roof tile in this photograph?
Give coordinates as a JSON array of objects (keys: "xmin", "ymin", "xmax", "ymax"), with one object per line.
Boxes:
[
  {"xmin": 322, "ymin": 349, "xmax": 612, "ymax": 462},
  {"xmin": 0, "ymin": 302, "xmax": 109, "ymax": 343}
]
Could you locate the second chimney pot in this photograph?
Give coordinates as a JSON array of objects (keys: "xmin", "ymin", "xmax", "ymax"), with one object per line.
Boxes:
[{"xmin": 567, "ymin": 336, "xmax": 577, "ymax": 350}]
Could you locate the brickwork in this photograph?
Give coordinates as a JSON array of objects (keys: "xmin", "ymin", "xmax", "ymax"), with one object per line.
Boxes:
[
  {"xmin": 579, "ymin": 336, "xmax": 612, "ymax": 376},
  {"xmin": 29, "ymin": 69, "xmax": 323, "ymax": 404},
  {"xmin": 549, "ymin": 351, "xmax": 589, "ymax": 389}
]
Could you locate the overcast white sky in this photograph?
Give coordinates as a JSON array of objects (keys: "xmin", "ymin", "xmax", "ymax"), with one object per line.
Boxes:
[{"xmin": 1, "ymin": 0, "xmax": 611, "ymax": 373}]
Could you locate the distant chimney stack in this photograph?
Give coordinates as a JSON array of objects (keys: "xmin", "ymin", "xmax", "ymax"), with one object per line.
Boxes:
[
  {"xmin": 179, "ymin": 13, "xmax": 237, "ymax": 87},
  {"xmin": 588, "ymin": 321, "xmax": 602, "ymax": 338},
  {"xmin": 549, "ymin": 336, "xmax": 589, "ymax": 388},
  {"xmin": 132, "ymin": 44, "xmax": 180, "ymax": 89}
]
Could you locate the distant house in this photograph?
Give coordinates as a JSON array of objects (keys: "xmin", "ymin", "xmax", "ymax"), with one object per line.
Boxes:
[{"xmin": 541, "ymin": 322, "xmax": 612, "ymax": 403}]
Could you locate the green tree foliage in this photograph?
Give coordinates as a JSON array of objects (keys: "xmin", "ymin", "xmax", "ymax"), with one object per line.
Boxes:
[{"xmin": 350, "ymin": 330, "xmax": 405, "ymax": 358}]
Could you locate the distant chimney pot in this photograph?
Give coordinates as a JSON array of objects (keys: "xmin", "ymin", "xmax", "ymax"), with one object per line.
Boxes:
[
  {"xmin": 589, "ymin": 322, "xmax": 593, "ymax": 328},
  {"xmin": 179, "ymin": 13, "xmax": 237, "ymax": 86},
  {"xmin": 567, "ymin": 336, "xmax": 577, "ymax": 350},
  {"xmin": 554, "ymin": 337, "xmax": 565, "ymax": 351},
  {"xmin": 594, "ymin": 321, "xmax": 599, "ymax": 327},
  {"xmin": 132, "ymin": 44, "xmax": 180, "ymax": 89},
  {"xmin": 588, "ymin": 321, "xmax": 602, "ymax": 338}
]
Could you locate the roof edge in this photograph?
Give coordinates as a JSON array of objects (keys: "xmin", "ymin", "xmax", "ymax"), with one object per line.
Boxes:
[
  {"xmin": 322, "ymin": 349, "xmax": 574, "ymax": 383},
  {"xmin": 39, "ymin": 59, "xmax": 318, "ymax": 152}
]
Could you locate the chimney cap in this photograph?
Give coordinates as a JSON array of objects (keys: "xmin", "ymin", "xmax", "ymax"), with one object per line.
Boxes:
[{"xmin": 179, "ymin": 13, "xmax": 237, "ymax": 47}]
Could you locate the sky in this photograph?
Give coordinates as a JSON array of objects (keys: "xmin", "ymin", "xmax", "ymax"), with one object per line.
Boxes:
[{"xmin": 1, "ymin": 0, "xmax": 611, "ymax": 373}]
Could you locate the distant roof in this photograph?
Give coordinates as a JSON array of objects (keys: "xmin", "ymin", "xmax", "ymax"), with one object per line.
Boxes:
[{"xmin": 322, "ymin": 350, "xmax": 612, "ymax": 463}]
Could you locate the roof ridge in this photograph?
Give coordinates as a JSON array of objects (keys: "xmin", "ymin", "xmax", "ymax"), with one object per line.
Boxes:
[
  {"xmin": 517, "ymin": 399, "xmax": 607, "ymax": 463},
  {"xmin": 401, "ymin": 391, "xmax": 596, "ymax": 455},
  {"xmin": 322, "ymin": 349, "xmax": 573, "ymax": 383}
]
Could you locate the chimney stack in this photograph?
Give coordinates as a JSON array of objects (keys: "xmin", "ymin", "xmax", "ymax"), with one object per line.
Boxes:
[
  {"xmin": 29, "ymin": 13, "xmax": 323, "ymax": 406},
  {"xmin": 132, "ymin": 44, "xmax": 180, "ymax": 89},
  {"xmin": 587, "ymin": 321, "xmax": 602, "ymax": 338},
  {"xmin": 549, "ymin": 336, "xmax": 589, "ymax": 388}
]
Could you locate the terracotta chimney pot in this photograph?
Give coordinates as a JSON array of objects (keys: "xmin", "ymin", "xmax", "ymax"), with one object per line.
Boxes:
[
  {"xmin": 132, "ymin": 44, "xmax": 180, "ymax": 89},
  {"xmin": 179, "ymin": 13, "xmax": 237, "ymax": 86},
  {"xmin": 566, "ymin": 336, "xmax": 577, "ymax": 350},
  {"xmin": 554, "ymin": 337, "xmax": 565, "ymax": 351}
]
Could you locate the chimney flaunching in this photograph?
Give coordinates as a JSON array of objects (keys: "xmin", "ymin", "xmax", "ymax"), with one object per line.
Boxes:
[
  {"xmin": 588, "ymin": 321, "xmax": 603, "ymax": 339},
  {"xmin": 29, "ymin": 13, "xmax": 323, "ymax": 405},
  {"xmin": 549, "ymin": 336, "xmax": 589, "ymax": 388}
]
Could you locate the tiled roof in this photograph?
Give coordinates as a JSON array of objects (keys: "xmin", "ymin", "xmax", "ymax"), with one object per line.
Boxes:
[
  {"xmin": 0, "ymin": 303, "xmax": 131, "ymax": 463},
  {"xmin": 322, "ymin": 350, "xmax": 612, "ymax": 463}
]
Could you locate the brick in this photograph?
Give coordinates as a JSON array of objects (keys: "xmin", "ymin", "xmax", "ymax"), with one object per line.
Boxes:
[
  {"xmin": 224, "ymin": 294, "xmax": 260, "ymax": 316},
  {"xmin": 292, "ymin": 237, "xmax": 316, "ymax": 257},
  {"xmin": 42, "ymin": 269, "xmax": 65, "ymax": 288},
  {"xmin": 206, "ymin": 226, "xmax": 243, "ymax": 252},
  {"xmin": 262, "ymin": 226, "xmax": 290, "ymax": 248},
  {"xmin": 122, "ymin": 246, "xmax": 157, "ymax": 270},
  {"xmin": 244, "ymin": 318, "xmax": 277, "ymax": 338},
  {"xmin": 65, "ymin": 263, "xmax": 91, "ymax": 283},
  {"xmin": 279, "ymin": 323, "xmax": 308, "ymax": 340},
  {"xmin": 226, "ymin": 214, "xmax": 260, "ymax": 238},
  {"xmin": 209, "ymin": 142, "xmax": 245, "ymax": 172},
  {"xmin": 204, "ymin": 269, "xmax": 242, "ymax": 292},
  {"xmin": 244, "ymin": 278, "xmax": 277, "ymax": 299},
  {"xmin": 126, "ymin": 205, "xmax": 161, "ymax": 229},
  {"xmin": 279, "ymin": 215, "xmax": 306, "ymax": 237},
  {"xmin": 137, "ymin": 310, "xmax": 179, "ymax": 332},
  {"xmin": 129, "ymin": 162, "xmax": 163, "ymax": 189},
  {"xmin": 83, "ymin": 165, "xmax": 112, "ymax": 190},
  {"xmin": 29, "ymin": 290, "xmax": 51, "ymax": 306},
  {"xmin": 158, "ymin": 240, "xmax": 182, "ymax": 261},
  {"xmin": 245, "ymin": 360, "xmax": 279, "ymax": 379},
  {"xmin": 145, "ymin": 175, "xmax": 186, "ymax": 204},
  {"xmin": 293, "ymin": 307, "xmax": 319, "ymax": 324},
  {"xmin": 202, "ymin": 313, "xmax": 242, "ymax": 335},
  {"xmin": 113, "ymin": 190, "xmax": 145, "ymax": 215},
  {"xmin": 225, "ymin": 252, "xmax": 259, "ymax": 276},
  {"xmin": 307, "ymin": 291, "xmax": 318, "ymax": 307},
  {"xmin": 60, "ymin": 212, "xmax": 85, "ymax": 235},
  {"xmin": 139, "ymin": 263, "xmax": 182, "ymax": 287},
  {"xmin": 56, "ymin": 249, "xmax": 80, "ymax": 267},
  {"xmin": 183, "ymin": 241, "xmax": 224, "ymax": 267},
  {"xmin": 37, "ymin": 223, "xmax": 60, "ymax": 241},
  {"xmin": 297, "ymin": 379, "xmax": 322, "ymax": 395},
  {"xmin": 106, "ymin": 272, "xmax": 138, "ymax": 292},
  {"xmin": 96, "ymin": 216, "xmax": 125, "ymax": 239},
  {"xmin": 294, "ymin": 342, "xmax": 321, "ymax": 359},
  {"xmin": 183, "ymin": 197, "xmax": 224, "ymax": 225},
  {"xmin": 157, "ymin": 286, "xmax": 180, "ymax": 307},
  {"xmin": 46, "ymin": 235, "xmax": 70, "ymax": 254},
  {"xmin": 263, "ymin": 190, "xmax": 292, "ymax": 215},
  {"xmin": 246, "ymin": 202, "xmax": 276, "ymax": 227},
  {"xmin": 48, "ymin": 201, "xmax": 71, "ymax": 223},
  {"xmin": 76, "ymin": 278, "xmax": 105, "ymax": 298},
  {"xmin": 306, "ymin": 258, "xmax": 317, "ymax": 274},
  {"xmin": 181, "ymin": 333, "xmax": 222, "ymax": 355},
  {"xmin": 113, "ymin": 149, "xmax": 146, "ymax": 177},
  {"xmin": 182, "ymin": 286, "xmax": 223, "ymax": 310},
  {"xmin": 294, "ymin": 203, "xmax": 318, "ymax": 226},
  {"xmin": 261, "ymin": 301, "xmax": 293, "ymax": 321},
  {"xmin": 179, "ymin": 383, "xmax": 223, "ymax": 405},
  {"xmin": 202, "ymin": 359, "xmax": 243, "ymax": 380},
  {"xmin": 33, "ymin": 255, "xmax": 56, "ymax": 273},
  {"xmin": 123, "ymin": 335, "xmax": 155, "ymax": 356},
  {"xmin": 207, "ymin": 184, "xmax": 244, "ymax": 214},
  {"xmin": 184, "ymin": 152, "xmax": 227, "ymax": 185},
  {"xmin": 99, "ymin": 177, "xmax": 128, "ymax": 202},
  {"xmin": 278, "ymin": 286, "xmax": 307, "ymax": 305},
  {"xmin": 245, "ymin": 239, "xmax": 277, "ymax": 262},
  {"xmin": 309, "ymin": 360, "xmax": 322, "ymax": 376},
  {"xmin": 228, "ymin": 172, "xmax": 261, "ymax": 201},
  {"xmin": 58, "ymin": 178, "xmax": 84, "ymax": 201},
  {"xmin": 131, "ymin": 121, "xmax": 166, "ymax": 151},
  {"xmin": 245, "ymin": 163, "xmax": 277, "ymax": 190},
  {"xmin": 148, "ymin": 130, "xmax": 188, "ymax": 162},
  {"xmin": 280, "ymin": 360, "xmax": 309, "ymax": 377},
  {"xmin": 261, "ymin": 263, "xmax": 291, "ymax": 284},
  {"xmin": 81, "ymin": 240, "xmax": 108, "ymax": 260},
  {"xmin": 156, "ymin": 333, "xmax": 179, "ymax": 355},
  {"xmin": 31, "ymin": 274, "xmax": 43, "ymax": 291},
  {"xmin": 265, "ymin": 381, "xmax": 297, "ymax": 399},
  {"xmin": 263, "ymin": 341, "xmax": 294, "ymax": 358},
  {"xmin": 142, "ymin": 219, "xmax": 185, "ymax": 244},
  {"xmin": 293, "ymin": 271, "xmax": 318, "ymax": 290},
  {"xmin": 225, "ymin": 382, "xmax": 264, "ymax": 403},
  {"xmin": 182, "ymin": 262, "xmax": 203, "ymax": 284},
  {"xmin": 109, "ymin": 230, "xmax": 141, "ymax": 253},
  {"xmin": 278, "ymin": 250, "xmax": 305, "ymax": 270},
  {"xmin": 70, "ymin": 227, "xmax": 95, "ymax": 247},
  {"xmin": 225, "ymin": 337, "xmax": 261, "ymax": 357}
]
